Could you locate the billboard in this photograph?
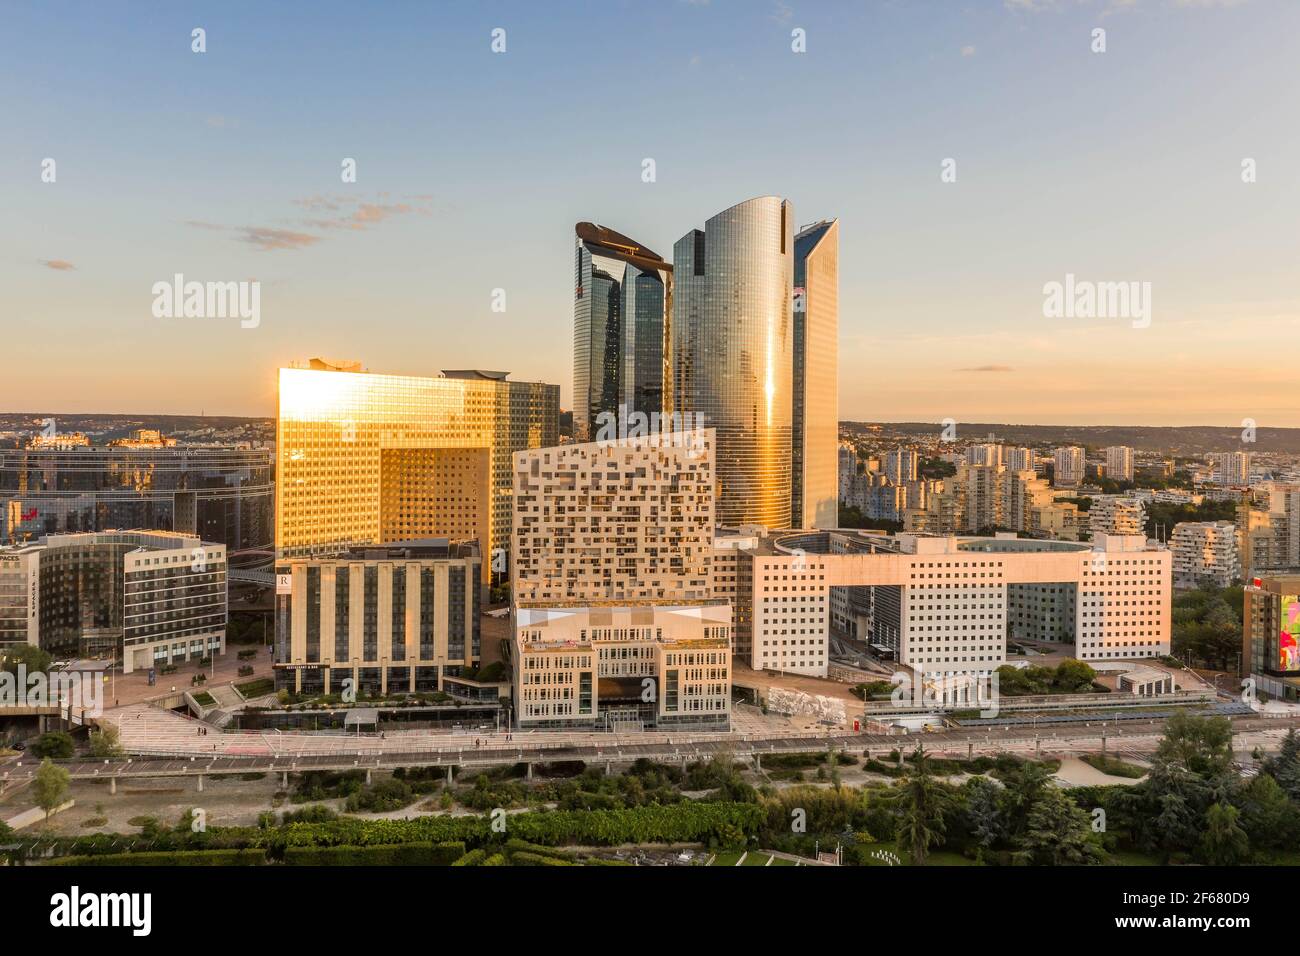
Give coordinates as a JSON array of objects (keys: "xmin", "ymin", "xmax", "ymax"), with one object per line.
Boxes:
[{"xmin": 1280, "ymin": 595, "xmax": 1300, "ymax": 671}]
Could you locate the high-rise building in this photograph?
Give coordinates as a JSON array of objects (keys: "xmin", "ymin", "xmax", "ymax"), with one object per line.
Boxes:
[
  {"xmin": 673, "ymin": 196, "xmax": 794, "ymax": 529},
  {"xmin": 884, "ymin": 448, "xmax": 920, "ymax": 484},
  {"xmin": 1005, "ymin": 447, "xmax": 1035, "ymax": 474},
  {"xmin": 572, "ymin": 223, "xmax": 672, "ymax": 441},
  {"xmin": 1170, "ymin": 521, "xmax": 1241, "ymax": 589},
  {"xmin": 791, "ymin": 219, "xmax": 838, "ymax": 530},
  {"xmin": 275, "ymin": 359, "xmax": 558, "ymax": 583},
  {"xmin": 1243, "ymin": 574, "xmax": 1300, "ymax": 700},
  {"xmin": 1236, "ymin": 482, "xmax": 1300, "ymax": 576},
  {"xmin": 274, "ymin": 539, "xmax": 481, "ymax": 695},
  {"xmin": 1054, "ymin": 446, "xmax": 1086, "ymax": 488},
  {"xmin": 510, "ymin": 432, "xmax": 731, "ymax": 731},
  {"xmin": 1105, "ymin": 445, "xmax": 1135, "ymax": 483},
  {"xmin": 966, "ymin": 443, "xmax": 1004, "ymax": 467},
  {"xmin": 1209, "ymin": 451, "xmax": 1251, "ymax": 486}
]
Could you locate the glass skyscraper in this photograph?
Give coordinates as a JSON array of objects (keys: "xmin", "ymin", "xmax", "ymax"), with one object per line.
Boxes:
[
  {"xmin": 572, "ymin": 223, "xmax": 672, "ymax": 441},
  {"xmin": 792, "ymin": 219, "xmax": 839, "ymax": 530},
  {"xmin": 673, "ymin": 196, "xmax": 794, "ymax": 529},
  {"xmin": 276, "ymin": 360, "xmax": 558, "ymax": 583}
]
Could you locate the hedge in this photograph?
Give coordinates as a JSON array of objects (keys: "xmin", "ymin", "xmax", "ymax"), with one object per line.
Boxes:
[
  {"xmin": 48, "ymin": 849, "xmax": 266, "ymax": 867},
  {"xmin": 510, "ymin": 850, "xmax": 575, "ymax": 866},
  {"xmin": 451, "ymin": 848, "xmax": 488, "ymax": 866},
  {"xmin": 283, "ymin": 841, "xmax": 464, "ymax": 866},
  {"xmin": 25, "ymin": 802, "xmax": 765, "ymax": 860}
]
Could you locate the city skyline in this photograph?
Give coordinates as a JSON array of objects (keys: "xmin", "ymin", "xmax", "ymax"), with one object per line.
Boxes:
[{"xmin": 5, "ymin": 1, "xmax": 1299, "ymax": 425}]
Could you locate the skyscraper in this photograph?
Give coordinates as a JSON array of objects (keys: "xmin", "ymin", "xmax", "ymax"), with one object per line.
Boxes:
[
  {"xmin": 276, "ymin": 359, "xmax": 558, "ymax": 582},
  {"xmin": 572, "ymin": 223, "xmax": 672, "ymax": 441},
  {"xmin": 673, "ymin": 196, "xmax": 795, "ymax": 529},
  {"xmin": 1105, "ymin": 445, "xmax": 1135, "ymax": 483},
  {"xmin": 792, "ymin": 219, "xmax": 839, "ymax": 530}
]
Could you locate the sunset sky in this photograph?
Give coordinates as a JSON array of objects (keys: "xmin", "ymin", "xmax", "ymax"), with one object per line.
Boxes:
[{"xmin": 3, "ymin": 0, "xmax": 1297, "ymax": 426}]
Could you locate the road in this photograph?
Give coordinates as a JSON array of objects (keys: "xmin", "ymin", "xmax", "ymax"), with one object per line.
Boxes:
[{"xmin": 5, "ymin": 713, "xmax": 1297, "ymax": 787}]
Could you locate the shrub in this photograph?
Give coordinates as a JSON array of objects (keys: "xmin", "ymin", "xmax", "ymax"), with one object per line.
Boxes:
[
  {"xmin": 30, "ymin": 731, "xmax": 74, "ymax": 759},
  {"xmin": 48, "ymin": 849, "xmax": 266, "ymax": 866},
  {"xmin": 283, "ymin": 841, "xmax": 465, "ymax": 866}
]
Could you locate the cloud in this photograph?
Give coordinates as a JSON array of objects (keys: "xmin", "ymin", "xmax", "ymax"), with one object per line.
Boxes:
[
  {"xmin": 232, "ymin": 227, "xmax": 322, "ymax": 251},
  {"xmin": 957, "ymin": 364, "xmax": 1015, "ymax": 372},
  {"xmin": 770, "ymin": 1, "xmax": 794, "ymax": 24},
  {"xmin": 40, "ymin": 259, "xmax": 75, "ymax": 271},
  {"xmin": 185, "ymin": 194, "xmax": 433, "ymax": 252},
  {"xmin": 961, "ymin": 45, "xmax": 977, "ymax": 56}
]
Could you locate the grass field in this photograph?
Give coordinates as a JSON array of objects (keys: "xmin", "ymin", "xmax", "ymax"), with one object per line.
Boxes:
[{"xmin": 741, "ymin": 852, "xmax": 771, "ymax": 866}]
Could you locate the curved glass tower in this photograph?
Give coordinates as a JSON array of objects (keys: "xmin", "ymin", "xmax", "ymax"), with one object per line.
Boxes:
[{"xmin": 673, "ymin": 197, "xmax": 794, "ymax": 529}]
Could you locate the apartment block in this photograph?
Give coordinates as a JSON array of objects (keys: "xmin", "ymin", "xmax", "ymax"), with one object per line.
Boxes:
[
  {"xmin": 1169, "ymin": 521, "xmax": 1241, "ymax": 589},
  {"xmin": 1105, "ymin": 446, "xmax": 1135, "ymax": 483},
  {"xmin": 1089, "ymin": 496, "xmax": 1146, "ymax": 537},
  {"xmin": 1054, "ymin": 446, "xmax": 1086, "ymax": 488}
]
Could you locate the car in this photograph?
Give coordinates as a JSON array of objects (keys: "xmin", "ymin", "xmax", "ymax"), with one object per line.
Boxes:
[{"xmin": 12, "ymin": 741, "xmax": 26, "ymax": 752}]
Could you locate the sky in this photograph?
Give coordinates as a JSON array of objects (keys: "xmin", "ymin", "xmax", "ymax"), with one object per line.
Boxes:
[{"xmin": 2, "ymin": 0, "xmax": 1297, "ymax": 427}]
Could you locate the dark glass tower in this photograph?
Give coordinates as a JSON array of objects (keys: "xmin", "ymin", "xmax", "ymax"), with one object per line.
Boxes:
[{"xmin": 573, "ymin": 223, "xmax": 672, "ymax": 441}]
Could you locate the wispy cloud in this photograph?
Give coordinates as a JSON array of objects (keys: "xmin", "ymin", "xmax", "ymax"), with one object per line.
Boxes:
[
  {"xmin": 40, "ymin": 259, "xmax": 75, "ymax": 271},
  {"xmin": 957, "ymin": 364, "xmax": 1015, "ymax": 372},
  {"xmin": 184, "ymin": 194, "xmax": 433, "ymax": 252},
  {"xmin": 961, "ymin": 45, "xmax": 977, "ymax": 56}
]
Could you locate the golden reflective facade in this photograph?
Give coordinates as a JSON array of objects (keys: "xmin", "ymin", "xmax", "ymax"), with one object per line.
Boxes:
[
  {"xmin": 673, "ymin": 197, "xmax": 794, "ymax": 528},
  {"xmin": 276, "ymin": 363, "xmax": 558, "ymax": 581}
]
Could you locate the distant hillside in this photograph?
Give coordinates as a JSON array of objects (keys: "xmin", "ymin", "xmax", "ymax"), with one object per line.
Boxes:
[{"xmin": 842, "ymin": 421, "xmax": 1300, "ymax": 455}]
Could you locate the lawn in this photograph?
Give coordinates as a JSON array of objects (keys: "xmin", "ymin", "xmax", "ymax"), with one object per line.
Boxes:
[
  {"xmin": 860, "ymin": 841, "xmax": 979, "ymax": 866},
  {"xmin": 709, "ymin": 851, "xmax": 744, "ymax": 866},
  {"xmin": 769, "ymin": 856, "xmax": 799, "ymax": 866},
  {"xmin": 741, "ymin": 852, "xmax": 771, "ymax": 866},
  {"xmin": 235, "ymin": 677, "xmax": 275, "ymax": 699},
  {"xmin": 1081, "ymin": 754, "xmax": 1148, "ymax": 779}
]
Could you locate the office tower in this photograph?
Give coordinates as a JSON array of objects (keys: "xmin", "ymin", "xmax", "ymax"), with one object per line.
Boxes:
[
  {"xmin": 1210, "ymin": 451, "xmax": 1251, "ymax": 486},
  {"xmin": 1005, "ymin": 447, "xmax": 1035, "ymax": 474},
  {"xmin": 1244, "ymin": 575, "xmax": 1300, "ymax": 699},
  {"xmin": 274, "ymin": 539, "xmax": 480, "ymax": 695},
  {"xmin": 0, "ymin": 544, "xmax": 41, "ymax": 650},
  {"xmin": 791, "ymin": 219, "xmax": 839, "ymax": 530},
  {"xmin": 572, "ymin": 223, "xmax": 672, "ymax": 442},
  {"xmin": 511, "ymin": 432, "xmax": 731, "ymax": 731},
  {"xmin": 884, "ymin": 448, "xmax": 919, "ymax": 484},
  {"xmin": 1170, "ymin": 521, "xmax": 1241, "ymax": 589},
  {"xmin": 28, "ymin": 531, "xmax": 225, "ymax": 671},
  {"xmin": 673, "ymin": 196, "xmax": 794, "ymax": 528},
  {"xmin": 1105, "ymin": 445, "xmax": 1135, "ymax": 483},
  {"xmin": 275, "ymin": 359, "xmax": 558, "ymax": 583},
  {"xmin": 1054, "ymin": 446, "xmax": 1086, "ymax": 488},
  {"xmin": 1089, "ymin": 495, "xmax": 1146, "ymax": 537},
  {"xmin": 966, "ymin": 443, "xmax": 1004, "ymax": 467},
  {"xmin": 1, "ymin": 439, "xmax": 273, "ymax": 565}
]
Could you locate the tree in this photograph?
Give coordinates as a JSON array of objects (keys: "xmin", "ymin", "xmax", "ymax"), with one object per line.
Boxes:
[
  {"xmin": 30, "ymin": 730, "xmax": 74, "ymax": 759},
  {"xmin": 1232, "ymin": 773, "xmax": 1296, "ymax": 852},
  {"xmin": 1154, "ymin": 712, "xmax": 1233, "ymax": 777},
  {"xmin": 87, "ymin": 724, "xmax": 124, "ymax": 760},
  {"xmin": 1012, "ymin": 788, "xmax": 1104, "ymax": 866},
  {"xmin": 962, "ymin": 776, "xmax": 1005, "ymax": 849},
  {"xmin": 1053, "ymin": 658, "xmax": 1097, "ymax": 693},
  {"xmin": 1001, "ymin": 760, "xmax": 1052, "ymax": 839},
  {"xmin": 1266, "ymin": 729, "xmax": 1300, "ymax": 801},
  {"xmin": 892, "ymin": 748, "xmax": 949, "ymax": 864},
  {"xmin": 0, "ymin": 644, "xmax": 52, "ymax": 675},
  {"xmin": 33, "ymin": 759, "xmax": 70, "ymax": 825},
  {"xmin": 1200, "ymin": 802, "xmax": 1250, "ymax": 866}
]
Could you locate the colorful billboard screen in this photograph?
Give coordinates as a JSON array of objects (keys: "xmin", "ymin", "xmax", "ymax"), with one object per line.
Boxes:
[{"xmin": 1280, "ymin": 595, "xmax": 1300, "ymax": 672}]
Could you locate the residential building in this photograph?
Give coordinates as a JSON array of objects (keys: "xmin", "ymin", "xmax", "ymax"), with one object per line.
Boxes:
[
  {"xmin": 1105, "ymin": 446, "xmax": 1134, "ymax": 483},
  {"xmin": 1089, "ymin": 495, "xmax": 1146, "ymax": 537},
  {"xmin": 883, "ymin": 448, "xmax": 920, "ymax": 484},
  {"xmin": 1209, "ymin": 451, "xmax": 1251, "ymax": 486},
  {"xmin": 1170, "ymin": 521, "xmax": 1241, "ymax": 589},
  {"xmin": 1054, "ymin": 446, "xmax": 1086, "ymax": 488}
]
